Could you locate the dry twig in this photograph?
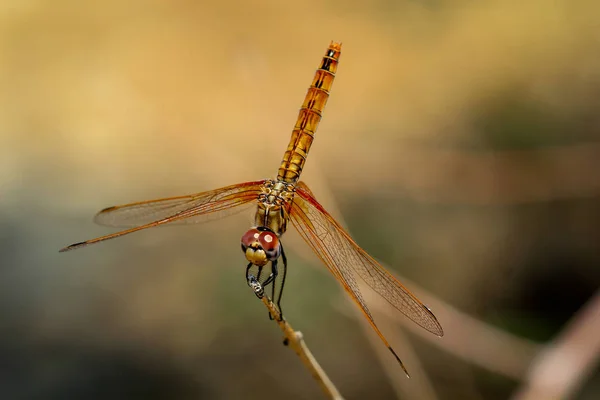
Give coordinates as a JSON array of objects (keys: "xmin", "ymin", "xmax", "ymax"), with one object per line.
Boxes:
[
  {"xmin": 511, "ymin": 290, "xmax": 600, "ymax": 400},
  {"xmin": 247, "ymin": 277, "xmax": 344, "ymax": 400}
]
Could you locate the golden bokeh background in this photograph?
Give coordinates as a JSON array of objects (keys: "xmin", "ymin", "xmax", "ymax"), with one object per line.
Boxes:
[{"xmin": 2, "ymin": 1, "xmax": 600, "ymax": 399}]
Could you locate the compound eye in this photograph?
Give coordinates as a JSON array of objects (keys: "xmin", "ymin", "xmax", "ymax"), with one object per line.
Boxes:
[
  {"xmin": 257, "ymin": 230, "xmax": 281, "ymax": 260},
  {"xmin": 241, "ymin": 228, "xmax": 261, "ymax": 249},
  {"xmin": 258, "ymin": 231, "xmax": 279, "ymax": 252}
]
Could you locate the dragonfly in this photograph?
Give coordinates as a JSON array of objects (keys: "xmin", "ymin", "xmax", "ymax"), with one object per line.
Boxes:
[{"xmin": 60, "ymin": 41, "xmax": 443, "ymax": 375}]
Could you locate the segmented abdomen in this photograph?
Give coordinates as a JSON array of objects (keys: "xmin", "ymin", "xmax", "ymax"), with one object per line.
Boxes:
[{"xmin": 276, "ymin": 41, "xmax": 341, "ymax": 183}]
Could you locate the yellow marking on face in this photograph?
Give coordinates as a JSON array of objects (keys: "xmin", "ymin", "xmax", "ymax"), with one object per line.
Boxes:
[{"xmin": 245, "ymin": 247, "xmax": 267, "ymax": 266}]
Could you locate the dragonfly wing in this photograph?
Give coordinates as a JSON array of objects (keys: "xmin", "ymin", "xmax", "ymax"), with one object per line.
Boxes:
[
  {"xmin": 94, "ymin": 180, "xmax": 265, "ymax": 227},
  {"xmin": 290, "ymin": 181, "xmax": 443, "ymax": 337},
  {"xmin": 60, "ymin": 180, "xmax": 265, "ymax": 252}
]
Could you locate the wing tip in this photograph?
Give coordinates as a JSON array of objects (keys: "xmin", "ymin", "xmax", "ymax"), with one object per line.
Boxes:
[
  {"xmin": 95, "ymin": 205, "xmax": 117, "ymax": 217},
  {"xmin": 59, "ymin": 242, "xmax": 86, "ymax": 252},
  {"xmin": 388, "ymin": 346, "xmax": 410, "ymax": 378},
  {"xmin": 422, "ymin": 304, "xmax": 444, "ymax": 337},
  {"xmin": 100, "ymin": 205, "xmax": 117, "ymax": 213}
]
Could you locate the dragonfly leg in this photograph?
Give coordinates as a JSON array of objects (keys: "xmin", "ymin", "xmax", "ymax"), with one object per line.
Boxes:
[
  {"xmin": 263, "ymin": 260, "xmax": 279, "ymax": 321},
  {"xmin": 245, "ymin": 262, "xmax": 253, "ymax": 283},
  {"xmin": 276, "ymin": 246, "xmax": 288, "ymax": 320},
  {"xmin": 262, "ymin": 263, "xmax": 276, "ymax": 287},
  {"xmin": 265, "ymin": 247, "xmax": 287, "ymax": 322},
  {"xmin": 256, "ymin": 264, "xmax": 264, "ymax": 282}
]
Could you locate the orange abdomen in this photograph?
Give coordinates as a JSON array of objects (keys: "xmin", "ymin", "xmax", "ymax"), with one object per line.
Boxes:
[{"xmin": 277, "ymin": 41, "xmax": 341, "ymax": 183}]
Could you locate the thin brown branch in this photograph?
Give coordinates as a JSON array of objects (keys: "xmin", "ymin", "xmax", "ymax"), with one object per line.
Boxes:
[
  {"xmin": 247, "ymin": 279, "xmax": 344, "ymax": 400},
  {"xmin": 511, "ymin": 290, "xmax": 600, "ymax": 400}
]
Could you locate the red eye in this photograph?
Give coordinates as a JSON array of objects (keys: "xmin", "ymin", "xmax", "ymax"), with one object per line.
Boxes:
[
  {"xmin": 258, "ymin": 231, "xmax": 279, "ymax": 252},
  {"xmin": 241, "ymin": 228, "xmax": 261, "ymax": 247},
  {"xmin": 241, "ymin": 228, "xmax": 281, "ymax": 262}
]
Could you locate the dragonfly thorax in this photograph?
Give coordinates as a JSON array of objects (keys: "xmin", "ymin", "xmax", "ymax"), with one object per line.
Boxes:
[
  {"xmin": 241, "ymin": 227, "xmax": 281, "ymax": 266},
  {"xmin": 255, "ymin": 179, "xmax": 295, "ymax": 236}
]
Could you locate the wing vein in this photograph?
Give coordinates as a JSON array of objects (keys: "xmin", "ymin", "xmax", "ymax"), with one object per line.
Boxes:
[{"xmin": 290, "ymin": 182, "xmax": 443, "ymax": 336}]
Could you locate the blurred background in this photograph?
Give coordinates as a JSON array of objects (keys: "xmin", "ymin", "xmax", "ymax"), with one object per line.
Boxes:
[{"xmin": 1, "ymin": 0, "xmax": 600, "ymax": 399}]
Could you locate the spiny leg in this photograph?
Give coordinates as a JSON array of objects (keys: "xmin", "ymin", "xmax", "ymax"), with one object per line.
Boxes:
[
  {"xmin": 245, "ymin": 262, "xmax": 253, "ymax": 284},
  {"xmin": 264, "ymin": 259, "xmax": 279, "ymax": 321},
  {"xmin": 256, "ymin": 264, "xmax": 265, "ymax": 283},
  {"xmin": 262, "ymin": 261, "xmax": 277, "ymax": 288},
  {"xmin": 270, "ymin": 264, "xmax": 277, "ymax": 303},
  {"xmin": 275, "ymin": 246, "xmax": 288, "ymax": 320},
  {"xmin": 265, "ymin": 246, "xmax": 288, "ymax": 321}
]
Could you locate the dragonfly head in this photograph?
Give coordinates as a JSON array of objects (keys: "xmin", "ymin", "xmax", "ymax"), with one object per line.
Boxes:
[{"xmin": 241, "ymin": 227, "xmax": 281, "ymax": 267}]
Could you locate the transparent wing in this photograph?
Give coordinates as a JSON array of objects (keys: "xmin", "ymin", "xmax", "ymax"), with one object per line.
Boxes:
[
  {"xmin": 94, "ymin": 181, "xmax": 265, "ymax": 227},
  {"xmin": 60, "ymin": 180, "xmax": 265, "ymax": 252},
  {"xmin": 290, "ymin": 181, "xmax": 443, "ymax": 337}
]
